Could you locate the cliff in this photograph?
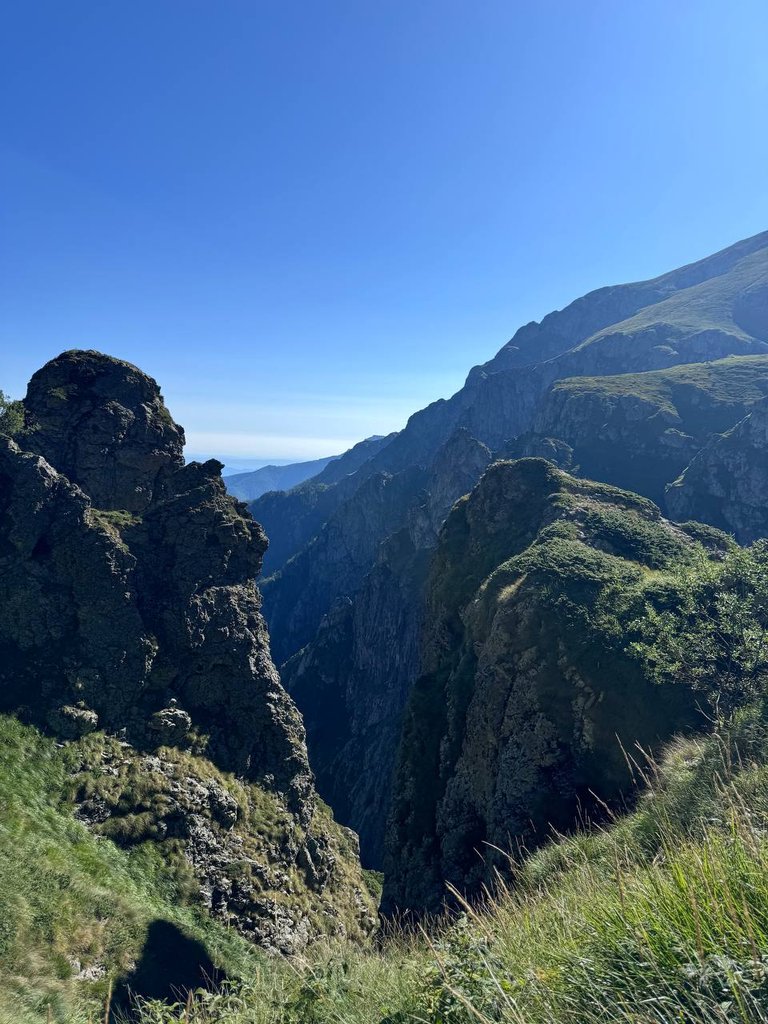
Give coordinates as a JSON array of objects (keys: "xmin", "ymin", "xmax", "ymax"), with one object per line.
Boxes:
[
  {"xmin": 666, "ymin": 396, "xmax": 768, "ymax": 543},
  {"xmin": 515, "ymin": 354, "xmax": 768, "ymax": 505},
  {"xmin": 383, "ymin": 459, "xmax": 728, "ymax": 914},
  {"xmin": 0, "ymin": 350, "xmax": 375, "ymax": 964},
  {"xmin": 283, "ymin": 429, "xmax": 492, "ymax": 864}
]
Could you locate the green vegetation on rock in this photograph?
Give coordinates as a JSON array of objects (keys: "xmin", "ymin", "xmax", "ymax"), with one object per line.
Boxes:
[
  {"xmin": 110, "ymin": 698, "xmax": 768, "ymax": 1024},
  {"xmin": 0, "ymin": 389, "xmax": 24, "ymax": 436},
  {"xmin": 523, "ymin": 355, "xmax": 768, "ymax": 504},
  {"xmin": 383, "ymin": 460, "xmax": 749, "ymax": 914}
]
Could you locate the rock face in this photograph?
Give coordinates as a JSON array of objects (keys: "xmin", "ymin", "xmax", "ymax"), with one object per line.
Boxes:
[
  {"xmin": 282, "ymin": 429, "xmax": 492, "ymax": 865},
  {"xmin": 666, "ymin": 397, "xmax": 768, "ymax": 543},
  {"xmin": 382, "ymin": 459, "xmax": 722, "ymax": 915},
  {"xmin": 520, "ymin": 355, "xmax": 768, "ymax": 505},
  {"xmin": 22, "ymin": 349, "xmax": 185, "ymax": 513},
  {"xmin": 0, "ymin": 350, "xmax": 375, "ymax": 951},
  {"xmin": 254, "ymin": 230, "xmax": 768, "ymax": 866}
]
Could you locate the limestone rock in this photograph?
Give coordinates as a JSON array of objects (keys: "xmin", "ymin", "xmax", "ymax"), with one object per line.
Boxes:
[{"xmin": 383, "ymin": 459, "xmax": 722, "ymax": 914}]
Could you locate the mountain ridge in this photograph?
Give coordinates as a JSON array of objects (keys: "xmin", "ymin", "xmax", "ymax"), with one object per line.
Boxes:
[{"xmin": 255, "ymin": 229, "xmax": 768, "ymax": 867}]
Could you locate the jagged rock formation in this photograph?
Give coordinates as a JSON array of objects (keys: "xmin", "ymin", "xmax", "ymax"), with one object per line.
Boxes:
[
  {"xmin": 382, "ymin": 459, "xmax": 725, "ymax": 915},
  {"xmin": 22, "ymin": 349, "xmax": 185, "ymax": 513},
  {"xmin": 0, "ymin": 350, "xmax": 375, "ymax": 952},
  {"xmin": 254, "ymin": 230, "xmax": 768, "ymax": 866},
  {"xmin": 666, "ymin": 397, "xmax": 768, "ymax": 543}
]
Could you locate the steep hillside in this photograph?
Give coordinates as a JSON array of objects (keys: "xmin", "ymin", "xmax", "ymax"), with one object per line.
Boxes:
[
  {"xmin": 251, "ymin": 433, "xmax": 396, "ymax": 576},
  {"xmin": 667, "ymin": 396, "xmax": 768, "ymax": 542},
  {"xmin": 0, "ymin": 351, "xmax": 375, "ymax": 1003},
  {"xmin": 515, "ymin": 354, "xmax": 768, "ymax": 503},
  {"xmin": 283, "ymin": 430, "xmax": 492, "ymax": 864},
  {"xmin": 255, "ymin": 231, "xmax": 768, "ymax": 865},
  {"xmin": 118, "ymin": 696, "xmax": 768, "ymax": 1024},
  {"xmin": 471, "ymin": 228, "xmax": 768, "ymax": 379},
  {"xmin": 0, "ymin": 713, "xmax": 369, "ymax": 1021},
  {"xmin": 383, "ymin": 459, "xmax": 732, "ymax": 914}
]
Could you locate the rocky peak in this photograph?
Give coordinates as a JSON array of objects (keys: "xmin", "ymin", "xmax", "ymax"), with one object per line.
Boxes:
[
  {"xmin": 22, "ymin": 349, "xmax": 185, "ymax": 513},
  {"xmin": 383, "ymin": 459, "xmax": 713, "ymax": 914},
  {"xmin": 0, "ymin": 351, "xmax": 377, "ymax": 951}
]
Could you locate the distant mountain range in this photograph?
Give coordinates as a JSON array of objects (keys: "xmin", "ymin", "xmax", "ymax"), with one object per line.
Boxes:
[{"xmin": 223, "ymin": 436, "xmax": 388, "ymax": 501}]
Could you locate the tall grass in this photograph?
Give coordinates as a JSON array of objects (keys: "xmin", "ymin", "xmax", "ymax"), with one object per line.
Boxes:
[
  {"xmin": 129, "ymin": 703, "xmax": 768, "ymax": 1024},
  {"xmin": 8, "ymin": 704, "xmax": 768, "ymax": 1023},
  {"xmin": 0, "ymin": 717, "xmax": 258, "ymax": 1024}
]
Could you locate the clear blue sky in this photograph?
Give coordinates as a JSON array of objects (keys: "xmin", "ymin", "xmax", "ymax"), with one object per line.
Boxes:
[{"xmin": 2, "ymin": 1, "xmax": 767, "ymax": 464}]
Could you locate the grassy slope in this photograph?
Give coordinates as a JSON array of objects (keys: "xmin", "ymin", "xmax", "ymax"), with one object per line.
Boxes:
[
  {"xmin": 131, "ymin": 699, "xmax": 768, "ymax": 1024},
  {"xmin": 574, "ymin": 247, "xmax": 768, "ymax": 352},
  {"xmin": 0, "ymin": 717, "xmax": 272, "ymax": 1024},
  {"xmin": 550, "ymin": 354, "xmax": 768, "ymax": 433},
  {"xmin": 535, "ymin": 356, "xmax": 768, "ymax": 504}
]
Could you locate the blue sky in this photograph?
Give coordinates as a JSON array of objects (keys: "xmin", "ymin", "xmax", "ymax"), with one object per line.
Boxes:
[{"xmin": 2, "ymin": 1, "xmax": 767, "ymax": 464}]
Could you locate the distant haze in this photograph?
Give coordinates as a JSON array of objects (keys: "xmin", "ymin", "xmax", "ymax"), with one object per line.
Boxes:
[
  {"xmin": 2, "ymin": 1, "xmax": 767, "ymax": 461},
  {"xmin": 187, "ymin": 455, "xmax": 299, "ymax": 475}
]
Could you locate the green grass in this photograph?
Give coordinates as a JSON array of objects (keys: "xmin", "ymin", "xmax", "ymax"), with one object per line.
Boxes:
[
  {"xmin": 574, "ymin": 247, "xmax": 768, "ymax": 353},
  {"xmin": 541, "ymin": 356, "xmax": 768, "ymax": 503},
  {"xmin": 0, "ymin": 716, "xmax": 265, "ymax": 1024},
  {"xmin": 9, "ymin": 700, "xmax": 768, "ymax": 1023},
  {"xmin": 562, "ymin": 355, "xmax": 768, "ymax": 427},
  {"xmin": 127, "ymin": 700, "xmax": 768, "ymax": 1024}
]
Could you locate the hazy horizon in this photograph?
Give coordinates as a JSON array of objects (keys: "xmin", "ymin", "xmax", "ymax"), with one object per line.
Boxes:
[{"xmin": 3, "ymin": 1, "xmax": 768, "ymax": 461}]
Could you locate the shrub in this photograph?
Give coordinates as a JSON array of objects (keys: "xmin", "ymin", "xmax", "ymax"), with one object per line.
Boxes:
[{"xmin": 0, "ymin": 389, "xmax": 23, "ymax": 436}]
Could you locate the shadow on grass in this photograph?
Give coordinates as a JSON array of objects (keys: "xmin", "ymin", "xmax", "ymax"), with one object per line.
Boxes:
[{"xmin": 112, "ymin": 919, "xmax": 224, "ymax": 1019}]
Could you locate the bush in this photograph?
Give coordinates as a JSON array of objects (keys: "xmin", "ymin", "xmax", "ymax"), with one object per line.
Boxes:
[
  {"xmin": 630, "ymin": 541, "xmax": 768, "ymax": 712},
  {"xmin": 0, "ymin": 389, "xmax": 23, "ymax": 436}
]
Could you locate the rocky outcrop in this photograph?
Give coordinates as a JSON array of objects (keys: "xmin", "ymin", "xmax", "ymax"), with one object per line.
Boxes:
[
  {"xmin": 67, "ymin": 734, "xmax": 376, "ymax": 954},
  {"xmin": 22, "ymin": 349, "xmax": 185, "ymax": 513},
  {"xmin": 383, "ymin": 459, "xmax": 724, "ymax": 915},
  {"xmin": 0, "ymin": 350, "xmax": 375, "ymax": 950},
  {"xmin": 666, "ymin": 398, "xmax": 768, "ymax": 543}
]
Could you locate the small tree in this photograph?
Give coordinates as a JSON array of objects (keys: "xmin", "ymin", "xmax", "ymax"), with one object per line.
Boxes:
[
  {"xmin": 0, "ymin": 390, "xmax": 24, "ymax": 436},
  {"xmin": 630, "ymin": 541, "xmax": 768, "ymax": 714}
]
